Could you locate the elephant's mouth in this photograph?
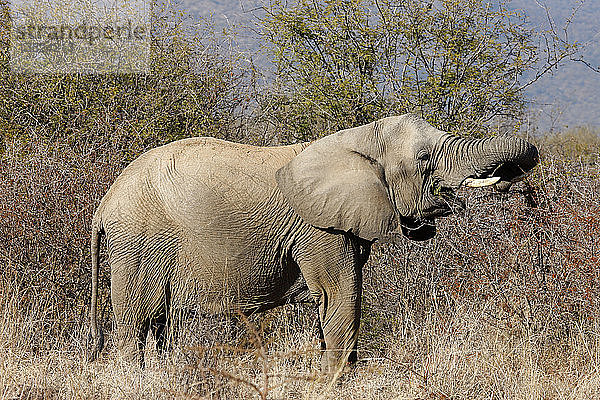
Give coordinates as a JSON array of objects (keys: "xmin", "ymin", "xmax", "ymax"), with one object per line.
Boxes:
[
  {"xmin": 400, "ymin": 188, "xmax": 465, "ymax": 241},
  {"xmin": 400, "ymin": 216, "xmax": 436, "ymax": 241}
]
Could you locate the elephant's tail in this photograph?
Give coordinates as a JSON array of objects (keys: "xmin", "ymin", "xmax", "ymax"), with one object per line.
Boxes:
[{"xmin": 88, "ymin": 214, "xmax": 104, "ymax": 361}]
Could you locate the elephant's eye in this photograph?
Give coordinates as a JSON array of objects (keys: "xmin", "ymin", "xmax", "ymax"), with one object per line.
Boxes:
[
  {"xmin": 417, "ymin": 152, "xmax": 430, "ymax": 162},
  {"xmin": 431, "ymin": 179, "xmax": 442, "ymax": 196}
]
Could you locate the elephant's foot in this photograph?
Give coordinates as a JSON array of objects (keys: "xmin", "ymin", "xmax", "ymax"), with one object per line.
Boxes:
[
  {"xmin": 114, "ymin": 322, "xmax": 149, "ymax": 368},
  {"xmin": 115, "ymin": 344, "xmax": 145, "ymax": 369},
  {"xmin": 320, "ymin": 348, "xmax": 357, "ymax": 377}
]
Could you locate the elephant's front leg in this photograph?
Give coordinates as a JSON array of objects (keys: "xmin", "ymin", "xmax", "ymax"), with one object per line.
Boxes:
[
  {"xmin": 296, "ymin": 233, "xmax": 364, "ymax": 374},
  {"xmin": 316, "ymin": 281, "xmax": 362, "ymax": 374}
]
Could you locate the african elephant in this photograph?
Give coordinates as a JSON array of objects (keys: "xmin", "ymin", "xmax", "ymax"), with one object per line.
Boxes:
[{"xmin": 89, "ymin": 114, "xmax": 538, "ymax": 372}]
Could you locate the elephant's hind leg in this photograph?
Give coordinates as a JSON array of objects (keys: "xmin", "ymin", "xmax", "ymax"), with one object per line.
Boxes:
[
  {"xmin": 109, "ymin": 233, "xmax": 172, "ymax": 366},
  {"xmin": 111, "ymin": 269, "xmax": 153, "ymax": 366},
  {"xmin": 113, "ymin": 317, "xmax": 151, "ymax": 366}
]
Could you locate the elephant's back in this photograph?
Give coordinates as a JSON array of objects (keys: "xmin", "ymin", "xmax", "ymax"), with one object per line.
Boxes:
[
  {"xmin": 155, "ymin": 138, "xmax": 305, "ymax": 219},
  {"xmin": 98, "ymin": 137, "xmax": 306, "ymax": 213},
  {"xmin": 151, "ymin": 137, "xmax": 307, "ymax": 198},
  {"xmin": 163, "ymin": 137, "xmax": 306, "ymax": 178},
  {"xmin": 96, "ymin": 137, "xmax": 307, "ymax": 238},
  {"xmin": 125, "ymin": 136, "xmax": 305, "ymax": 173}
]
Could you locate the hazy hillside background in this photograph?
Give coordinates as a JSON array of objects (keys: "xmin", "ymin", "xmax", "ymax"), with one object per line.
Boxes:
[
  {"xmin": 511, "ymin": 0, "xmax": 600, "ymax": 131},
  {"xmin": 180, "ymin": 0, "xmax": 600, "ymax": 132}
]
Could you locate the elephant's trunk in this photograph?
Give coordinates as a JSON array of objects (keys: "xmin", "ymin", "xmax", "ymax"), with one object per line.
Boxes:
[
  {"xmin": 443, "ymin": 135, "xmax": 539, "ymax": 191},
  {"xmin": 485, "ymin": 137, "xmax": 538, "ymax": 191}
]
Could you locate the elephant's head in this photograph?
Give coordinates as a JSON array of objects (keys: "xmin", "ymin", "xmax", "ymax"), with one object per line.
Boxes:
[{"xmin": 276, "ymin": 114, "xmax": 538, "ymax": 241}]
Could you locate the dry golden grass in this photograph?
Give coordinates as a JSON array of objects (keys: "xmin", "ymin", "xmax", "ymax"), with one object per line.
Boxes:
[
  {"xmin": 2, "ymin": 283, "xmax": 600, "ymax": 399},
  {"xmin": 542, "ymin": 126, "xmax": 600, "ymax": 162}
]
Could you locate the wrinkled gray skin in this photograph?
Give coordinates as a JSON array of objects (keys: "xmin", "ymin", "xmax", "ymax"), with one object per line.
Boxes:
[{"xmin": 89, "ymin": 114, "xmax": 538, "ymax": 372}]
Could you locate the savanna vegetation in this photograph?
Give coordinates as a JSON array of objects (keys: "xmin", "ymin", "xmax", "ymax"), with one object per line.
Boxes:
[{"xmin": 1, "ymin": 0, "xmax": 599, "ymax": 398}]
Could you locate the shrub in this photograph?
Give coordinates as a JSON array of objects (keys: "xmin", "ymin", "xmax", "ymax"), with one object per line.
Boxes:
[
  {"xmin": 259, "ymin": 0, "xmax": 578, "ymax": 140},
  {"xmin": 0, "ymin": 9, "xmax": 255, "ymax": 152}
]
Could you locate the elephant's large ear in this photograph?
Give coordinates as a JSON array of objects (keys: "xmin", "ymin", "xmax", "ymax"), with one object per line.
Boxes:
[{"xmin": 275, "ymin": 126, "xmax": 397, "ymax": 241}]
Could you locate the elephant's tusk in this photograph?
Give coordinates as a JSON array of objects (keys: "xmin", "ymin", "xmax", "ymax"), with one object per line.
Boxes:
[{"xmin": 463, "ymin": 176, "xmax": 501, "ymax": 188}]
